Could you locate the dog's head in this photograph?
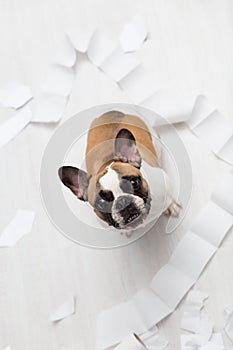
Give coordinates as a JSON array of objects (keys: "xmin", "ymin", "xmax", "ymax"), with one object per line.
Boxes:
[{"xmin": 58, "ymin": 129, "xmax": 151, "ymax": 230}]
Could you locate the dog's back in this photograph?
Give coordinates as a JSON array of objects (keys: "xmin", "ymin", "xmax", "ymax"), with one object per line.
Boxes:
[{"xmin": 86, "ymin": 111, "xmax": 159, "ymax": 175}]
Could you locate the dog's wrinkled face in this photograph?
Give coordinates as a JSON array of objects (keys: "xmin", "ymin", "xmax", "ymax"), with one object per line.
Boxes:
[{"xmin": 58, "ymin": 129, "xmax": 151, "ymax": 230}]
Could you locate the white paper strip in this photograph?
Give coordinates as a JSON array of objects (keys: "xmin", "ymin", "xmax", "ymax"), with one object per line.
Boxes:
[
  {"xmin": 119, "ymin": 15, "xmax": 148, "ymax": 53},
  {"xmin": 0, "ymin": 210, "xmax": 35, "ymax": 248},
  {"xmin": 32, "ymin": 93, "xmax": 67, "ymax": 123},
  {"xmin": 54, "ymin": 35, "xmax": 77, "ymax": 67},
  {"xmin": 224, "ymin": 304, "xmax": 233, "ymax": 344},
  {"xmin": 187, "ymin": 95, "xmax": 215, "ymax": 129},
  {"xmin": 50, "ymin": 296, "xmax": 75, "ymax": 322},
  {"xmin": 140, "ymin": 325, "xmax": 158, "ymax": 341},
  {"xmin": 132, "ymin": 287, "xmax": 172, "ymax": 329},
  {"xmin": 186, "ymin": 96, "xmax": 233, "ymax": 165},
  {"xmin": 141, "ymin": 92, "xmax": 196, "ymax": 125},
  {"xmin": 169, "ymin": 231, "xmax": 216, "ymax": 281},
  {"xmin": 67, "ymin": 27, "xmax": 94, "ymax": 53},
  {"xmin": 0, "ymin": 106, "xmax": 32, "ymax": 149},
  {"xmin": 212, "ymin": 170, "xmax": 233, "ymax": 215},
  {"xmin": 217, "ymin": 135, "xmax": 233, "ymax": 165},
  {"xmin": 191, "ymin": 201, "xmax": 233, "ymax": 248},
  {"xmin": 190, "ymin": 110, "xmax": 233, "ymax": 154},
  {"xmin": 42, "ymin": 64, "xmax": 74, "ymax": 97},
  {"xmin": 87, "ymin": 30, "xmax": 116, "ymax": 67},
  {"xmin": 100, "ymin": 47, "xmax": 141, "ymax": 82},
  {"xmin": 144, "ymin": 333, "xmax": 169, "ymax": 350},
  {"xmin": 3, "ymin": 347, "xmax": 12, "ymax": 350},
  {"xmin": 150, "ymin": 264, "xmax": 194, "ymax": 310},
  {"xmin": 0, "ymin": 81, "xmax": 33, "ymax": 109},
  {"xmin": 181, "ymin": 333, "xmax": 225, "ymax": 350},
  {"xmin": 119, "ymin": 64, "xmax": 159, "ymax": 104},
  {"xmin": 115, "ymin": 334, "xmax": 146, "ymax": 350},
  {"xmin": 181, "ymin": 291, "xmax": 213, "ymax": 346},
  {"xmin": 96, "ymin": 301, "xmax": 146, "ymax": 350},
  {"xmin": 183, "ymin": 291, "xmax": 208, "ymax": 314}
]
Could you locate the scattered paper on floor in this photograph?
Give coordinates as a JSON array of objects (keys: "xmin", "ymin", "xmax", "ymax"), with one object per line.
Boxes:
[
  {"xmin": 224, "ymin": 304, "xmax": 233, "ymax": 344},
  {"xmin": 141, "ymin": 91, "xmax": 196, "ymax": 125},
  {"xmin": 120, "ymin": 14, "xmax": 148, "ymax": 53},
  {"xmin": 0, "ymin": 81, "xmax": 33, "ymax": 109},
  {"xmin": 100, "ymin": 46, "xmax": 141, "ymax": 82},
  {"xmin": 119, "ymin": 64, "xmax": 159, "ymax": 104},
  {"xmin": 67, "ymin": 27, "xmax": 94, "ymax": 53},
  {"xmin": 50, "ymin": 296, "xmax": 75, "ymax": 322},
  {"xmin": 54, "ymin": 35, "xmax": 77, "ymax": 67},
  {"xmin": 114, "ymin": 333, "xmax": 146, "ymax": 349},
  {"xmin": 32, "ymin": 93, "xmax": 67, "ymax": 123},
  {"xmin": 42, "ymin": 64, "xmax": 74, "ymax": 97},
  {"xmin": 87, "ymin": 29, "xmax": 116, "ymax": 67},
  {"xmin": 0, "ymin": 106, "xmax": 32, "ymax": 149},
  {"xmin": 181, "ymin": 333, "xmax": 225, "ymax": 350},
  {"xmin": 0, "ymin": 209, "xmax": 35, "ymax": 248},
  {"xmin": 181, "ymin": 291, "xmax": 213, "ymax": 347}
]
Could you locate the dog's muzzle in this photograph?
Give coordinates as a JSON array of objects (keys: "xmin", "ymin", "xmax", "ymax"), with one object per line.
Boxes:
[{"xmin": 112, "ymin": 194, "xmax": 151, "ymax": 229}]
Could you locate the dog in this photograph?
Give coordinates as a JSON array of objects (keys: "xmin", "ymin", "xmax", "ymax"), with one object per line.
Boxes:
[{"xmin": 58, "ymin": 111, "xmax": 181, "ymax": 230}]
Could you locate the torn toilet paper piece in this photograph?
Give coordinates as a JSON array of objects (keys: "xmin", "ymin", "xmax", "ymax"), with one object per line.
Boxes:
[
  {"xmin": 3, "ymin": 347, "xmax": 12, "ymax": 350},
  {"xmin": 187, "ymin": 96, "xmax": 233, "ymax": 165},
  {"xmin": 187, "ymin": 95, "xmax": 215, "ymax": 129},
  {"xmin": 144, "ymin": 332, "xmax": 169, "ymax": 350},
  {"xmin": 87, "ymin": 29, "xmax": 117, "ymax": 67},
  {"xmin": 181, "ymin": 291, "xmax": 213, "ymax": 347},
  {"xmin": 100, "ymin": 46, "xmax": 141, "ymax": 82},
  {"xmin": 119, "ymin": 14, "xmax": 148, "ymax": 53},
  {"xmin": 141, "ymin": 91, "xmax": 196, "ymax": 125},
  {"xmin": 114, "ymin": 334, "xmax": 146, "ymax": 349},
  {"xmin": 217, "ymin": 135, "xmax": 233, "ymax": 165},
  {"xmin": 191, "ymin": 201, "xmax": 233, "ymax": 248},
  {"xmin": 0, "ymin": 106, "xmax": 32, "ymax": 149},
  {"xmin": 182, "ymin": 291, "xmax": 209, "ymax": 314},
  {"xmin": 54, "ymin": 35, "xmax": 77, "ymax": 67},
  {"xmin": 96, "ymin": 170, "xmax": 232, "ymax": 349},
  {"xmin": 32, "ymin": 61, "xmax": 74, "ymax": 123},
  {"xmin": 67, "ymin": 27, "xmax": 94, "ymax": 53},
  {"xmin": 0, "ymin": 81, "xmax": 33, "ymax": 109},
  {"xmin": 0, "ymin": 210, "xmax": 35, "ymax": 247},
  {"xmin": 42, "ymin": 64, "xmax": 74, "ymax": 97},
  {"xmin": 119, "ymin": 64, "xmax": 159, "ymax": 104},
  {"xmin": 190, "ymin": 110, "xmax": 233, "ymax": 154},
  {"xmin": 50, "ymin": 296, "xmax": 75, "ymax": 322},
  {"xmin": 224, "ymin": 304, "xmax": 233, "ymax": 343},
  {"xmin": 212, "ymin": 170, "xmax": 233, "ymax": 216},
  {"xmin": 140, "ymin": 325, "xmax": 158, "ymax": 341},
  {"xmin": 181, "ymin": 333, "xmax": 225, "ymax": 350},
  {"xmin": 32, "ymin": 93, "xmax": 67, "ymax": 123}
]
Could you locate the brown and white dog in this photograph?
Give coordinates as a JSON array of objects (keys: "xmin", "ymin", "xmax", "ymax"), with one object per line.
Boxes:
[{"xmin": 58, "ymin": 111, "xmax": 181, "ymax": 230}]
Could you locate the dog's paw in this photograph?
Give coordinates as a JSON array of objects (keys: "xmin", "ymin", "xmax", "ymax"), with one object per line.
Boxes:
[{"xmin": 164, "ymin": 201, "xmax": 182, "ymax": 217}]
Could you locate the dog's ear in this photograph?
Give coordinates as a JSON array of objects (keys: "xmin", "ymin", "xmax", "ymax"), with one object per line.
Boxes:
[
  {"xmin": 58, "ymin": 166, "xmax": 89, "ymax": 201},
  {"xmin": 114, "ymin": 128, "xmax": 142, "ymax": 168}
]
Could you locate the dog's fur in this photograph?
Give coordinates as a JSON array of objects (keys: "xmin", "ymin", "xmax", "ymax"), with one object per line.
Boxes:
[{"xmin": 59, "ymin": 111, "xmax": 181, "ymax": 230}]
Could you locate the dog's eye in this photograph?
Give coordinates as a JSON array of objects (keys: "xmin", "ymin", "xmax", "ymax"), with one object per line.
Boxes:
[
  {"xmin": 97, "ymin": 198, "xmax": 106, "ymax": 211},
  {"xmin": 121, "ymin": 176, "xmax": 142, "ymax": 193},
  {"xmin": 129, "ymin": 177, "xmax": 141, "ymax": 189}
]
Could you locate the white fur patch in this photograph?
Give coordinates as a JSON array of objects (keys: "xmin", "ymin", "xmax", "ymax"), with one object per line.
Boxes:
[{"xmin": 99, "ymin": 164, "xmax": 123, "ymax": 198}]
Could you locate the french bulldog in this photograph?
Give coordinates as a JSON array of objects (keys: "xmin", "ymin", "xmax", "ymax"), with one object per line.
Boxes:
[{"xmin": 58, "ymin": 111, "xmax": 181, "ymax": 230}]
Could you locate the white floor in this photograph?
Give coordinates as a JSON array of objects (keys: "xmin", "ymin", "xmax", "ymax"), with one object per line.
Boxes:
[{"xmin": 0, "ymin": 0, "xmax": 233, "ymax": 349}]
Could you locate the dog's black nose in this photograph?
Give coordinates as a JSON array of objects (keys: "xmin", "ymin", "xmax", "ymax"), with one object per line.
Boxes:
[{"xmin": 115, "ymin": 195, "xmax": 132, "ymax": 212}]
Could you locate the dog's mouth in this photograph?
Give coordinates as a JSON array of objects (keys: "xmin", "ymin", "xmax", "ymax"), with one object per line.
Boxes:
[{"xmin": 126, "ymin": 212, "xmax": 140, "ymax": 224}]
